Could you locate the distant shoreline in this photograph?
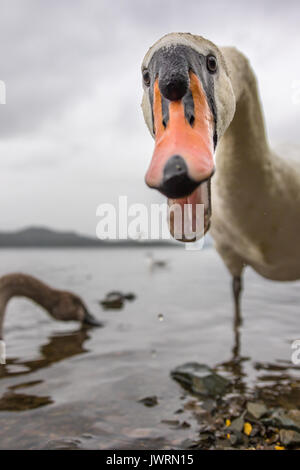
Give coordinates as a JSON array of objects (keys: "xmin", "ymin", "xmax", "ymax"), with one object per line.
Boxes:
[
  {"xmin": 0, "ymin": 226, "xmax": 179, "ymax": 248},
  {"xmin": 0, "ymin": 226, "xmax": 212, "ymax": 249},
  {"xmin": 0, "ymin": 244, "xmax": 179, "ymax": 249}
]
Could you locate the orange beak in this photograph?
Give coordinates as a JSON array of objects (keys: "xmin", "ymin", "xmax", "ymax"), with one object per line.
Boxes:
[
  {"xmin": 145, "ymin": 71, "xmax": 215, "ymax": 241},
  {"xmin": 145, "ymin": 71, "xmax": 215, "ymax": 191}
]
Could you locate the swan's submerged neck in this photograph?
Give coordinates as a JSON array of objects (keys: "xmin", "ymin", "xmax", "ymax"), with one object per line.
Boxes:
[{"xmin": 0, "ymin": 274, "xmax": 59, "ymax": 339}]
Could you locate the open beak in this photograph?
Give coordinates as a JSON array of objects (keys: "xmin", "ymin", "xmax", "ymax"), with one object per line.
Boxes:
[{"xmin": 145, "ymin": 72, "xmax": 215, "ymax": 242}]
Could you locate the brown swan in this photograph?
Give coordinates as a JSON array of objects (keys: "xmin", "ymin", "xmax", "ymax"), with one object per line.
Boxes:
[{"xmin": 0, "ymin": 273, "xmax": 102, "ymax": 341}]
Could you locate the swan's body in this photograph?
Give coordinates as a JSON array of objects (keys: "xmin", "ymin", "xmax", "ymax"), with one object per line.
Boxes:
[
  {"xmin": 141, "ymin": 33, "xmax": 300, "ymax": 313},
  {"xmin": 0, "ymin": 273, "xmax": 101, "ymax": 340},
  {"xmin": 211, "ymin": 47, "xmax": 300, "ymax": 282}
]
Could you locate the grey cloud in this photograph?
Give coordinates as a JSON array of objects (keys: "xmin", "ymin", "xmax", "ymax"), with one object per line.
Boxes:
[{"xmin": 0, "ymin": 0, "xmax": 299, "ymax": 234}]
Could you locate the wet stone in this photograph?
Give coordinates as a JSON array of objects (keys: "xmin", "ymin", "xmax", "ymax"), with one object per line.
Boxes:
[
  {"xmin": 138, "ymin": 396, "xmax": 158, "ymax": 407},
  {"xmin": 181, "ymin": 438, "xmax": 198, "ymax": 448},
  {"xmin": 171, "ymin": 362, "xmax": 230, "ymax": 398},
  {"xmin": 43, "ymin": 439, "xmax": 82, "ymax": 450},
  {"xmin": 202, "ymin": 398, "xmax": 216, "ymax": 413},
  {"xmin": 123, "ymin": 293, "xmax": 136, "ymax": 301},
  {"xmin": 287, "ymin": 409, "xmax": 300, "ymax": 427},
  {"xmin": 279, "ymin": 429, "xmax": 300, "ymax": 447},
  {"xmin": 247, "ymin": 402, "xmax": 268, "ymax": 420},
  {"xmin": 100, "ymin": 291, "xmax": 136, "ymax": 310},
  {"xmin": 263, "ymin": 408, "xmax": 300, "ymax": 433},
  {"xmin": 229, "ymin": 414, "xmax": 245, "ymax": 433},
  {"xmin": 161, "ymin": 419, "xmax": 190, "ymax": 429},
  {"xmin": 229, "ymin": 430, "xmax": 244, "ymax": 446},
  {"xmin": 180, "ymin": 421, "xmax": 191, "ymax": 429}
]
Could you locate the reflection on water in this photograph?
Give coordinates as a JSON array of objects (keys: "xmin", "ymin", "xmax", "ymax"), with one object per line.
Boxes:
[
  {"xmin": 0, "ymin": 389, "xmax": 53, "ymax": 411},
  {"xmin": 0, "ymin": 247, "xmax": 299, "ymax": 449},
  {"xmin": 0, "ymin": 328, "xmax": 91, "ymax": 412},
  {"xmin": 0, "ymin": 328, "xmax": 91, "ymax": 380}
]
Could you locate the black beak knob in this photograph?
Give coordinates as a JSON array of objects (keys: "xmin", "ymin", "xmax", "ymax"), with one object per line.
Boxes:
[{"xmin": 160, "ymin": 155, "xmax": 199, "ymax": 198}]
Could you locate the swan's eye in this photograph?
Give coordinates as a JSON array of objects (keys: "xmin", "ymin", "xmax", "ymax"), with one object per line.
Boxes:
[
  {"xmin": 142, "ymin": 70, "xmax": 151, "ymax": 87},
  {"xmin": 206, "ymin": 55, "xmax": 217, "ymax": 73}
]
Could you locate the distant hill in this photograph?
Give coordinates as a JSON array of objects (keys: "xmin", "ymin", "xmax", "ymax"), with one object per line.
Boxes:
[
  {"xmin": 0, "ymin": 227, "xmax": 176, "ymax": 248},
  {"xmin": 0, "ymin": 227, "xmax": 99, "ymax": 247},
  {"xmin": 0, "ymin": 227, "xmax": 214, "ymax": 248}
]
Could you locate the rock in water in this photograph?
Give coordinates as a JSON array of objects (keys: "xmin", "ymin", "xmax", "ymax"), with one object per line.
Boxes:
[
  {"xmin": 229, "ymin": 415, "xmax": 245, "ymax": 432},
  {"xmin": 287, "ymin": 410, "xmax": 300, "ymax": 427},
  {"xmin": 171, "ymin": 362, "xmax": 230, "ymax": 398},
  {"xmin": 100, "ymin": 291, "xmax": 136, "ymax": 310},
  {"xmin": 279, "ymin": 429, "xmax": 300, "ymax": 447},
  {"xmin": 138, "ymin": 396, "xmax": 158, "ymax": 407},
  {"xmin": 246, "ymin": 402, "xmax": 268, "ymax": 420},
  {"xmin": 263, "ymin": 408, "xmax": 300, "ymax": 433}
]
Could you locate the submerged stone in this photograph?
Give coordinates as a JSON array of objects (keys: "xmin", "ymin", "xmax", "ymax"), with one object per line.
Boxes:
[
  {"xmin": 171, "ymin": 362, "xmax": 230, "ymax": 398},
  {"xmin": 247, "ymin": 402, "xmax": 268, "ymax": 420},
  {"xmin": 138, "ymin": 396, "xmax": 158, "ymax": 407},
  {"xmin": 287, "ymin": 409, "xmax": 300, "ymax": 427},
  {"xmin": 279, "ymin": 429, "xmax": 300, "ymax": 447},
  {"xmin": 229, "ymin": 430, "xmax": 244, "ymax": 446},
  {"xmin": 263, "ymin": 408, "xmax": 300, "ymax": 433},
  {"xmin": 100, "ymin": 291, "xmax": 136, "ymax": 310},
  {"xmin": 229, "ymin": 415, "xmax": 245, "ymax": 433}
]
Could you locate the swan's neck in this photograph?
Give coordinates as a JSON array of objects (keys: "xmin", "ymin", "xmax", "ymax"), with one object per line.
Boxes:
[
  {"xmin": 215, "ymin": 52, "xmax": 270, "ymax": 197},
  {"xmin": 0, "ymin": 274, "xmax": 59, "ymax": 339}
]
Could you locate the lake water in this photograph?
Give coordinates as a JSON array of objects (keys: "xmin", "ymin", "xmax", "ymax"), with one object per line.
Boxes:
[{"xmin": 0, "ymin": 246, "xmax": 299, "ymax": 449}]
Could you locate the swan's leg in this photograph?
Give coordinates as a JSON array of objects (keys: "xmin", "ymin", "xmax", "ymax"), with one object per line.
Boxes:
[
  {"xmin": 213, "ymin": 242, "xmax": 244, "ymax": 316},
  {"xmin": 232, "ymin": 275, "xmax": 242, "ymax": 328},
  {"xmin": 232, "ymin": 275, "xmax": 243, "ymax": 360},
  {"xmin": 213, "ymin": 242, "xmax": 245, "ymax": 359}
]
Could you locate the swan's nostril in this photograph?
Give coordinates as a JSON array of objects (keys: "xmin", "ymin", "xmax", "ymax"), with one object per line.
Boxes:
[{"xmin": 189, "ymin": 114, "xmax": 195, "ymax": 127}]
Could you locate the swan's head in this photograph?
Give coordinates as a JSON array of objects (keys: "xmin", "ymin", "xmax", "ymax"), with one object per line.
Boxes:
[
  {"xmin": 51, "ymin": 292, "xmax": 102, "ymax": 327},
  {"xmin": 141, "ymin": 33, "xmax": 235, "ymax": 241}
]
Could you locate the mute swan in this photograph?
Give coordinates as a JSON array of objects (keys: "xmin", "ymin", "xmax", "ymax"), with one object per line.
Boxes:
[
  {"xmin": 141, "ymin": 32, "xmax": 300, "ymax": 318},
  {"xmin": 0, "ymin": 273, "xmax": 102, "ymax": 341}
]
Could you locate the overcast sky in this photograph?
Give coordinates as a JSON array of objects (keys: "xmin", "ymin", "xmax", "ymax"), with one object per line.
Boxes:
[{"xmin": 0, "ymin": 0, "xmax": 299, "ymax": 235}]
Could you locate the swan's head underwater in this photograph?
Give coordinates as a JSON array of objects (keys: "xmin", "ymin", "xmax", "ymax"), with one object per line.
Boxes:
[
  {"xmin": 141, "ymin": 33, "xmax": 236, "ymax": 241},
  {"xmin": 50, "ymin": 291, "xmax": 102, "ymax": 326}
]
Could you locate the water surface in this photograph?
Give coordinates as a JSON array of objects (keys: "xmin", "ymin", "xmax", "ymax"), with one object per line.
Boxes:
[{"xmin": 0, "ymin": 247, "xmax": 299, "ymax": 449}]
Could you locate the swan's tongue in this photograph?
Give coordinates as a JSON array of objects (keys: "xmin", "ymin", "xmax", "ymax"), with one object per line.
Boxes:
[{"xmin": 168, "ymin": 179, "xmax": 211, "ymax": 242}]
